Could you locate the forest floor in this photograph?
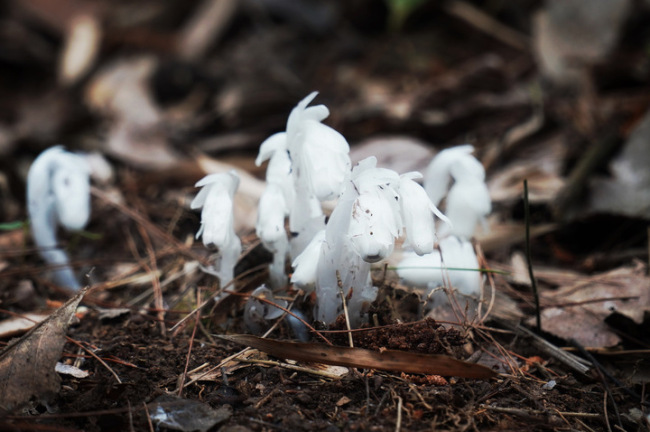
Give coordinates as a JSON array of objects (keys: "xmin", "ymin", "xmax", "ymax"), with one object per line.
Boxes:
[{"xmin": 1, "ymin": 1, "xmax": 649, "ymax": 431}]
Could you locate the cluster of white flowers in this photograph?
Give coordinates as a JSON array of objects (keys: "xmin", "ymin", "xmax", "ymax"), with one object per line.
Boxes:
[
  {"xmin": 398, "ymin": 145, "xmax": 492, "ymax": 314},
  {"xmin": 253, "ymin": 92, "xmax": 351, "ymax": 288},
  {"xmin": 27, "ymin": 146, "xmax": 91, "ymax": 290},
  {"xmin": 192, "ymin": 92, "xmax": 491, "ymax": 329},
  {"xmin": 290, "ymin": 156, "xmax": 447, "ymax": 325}
]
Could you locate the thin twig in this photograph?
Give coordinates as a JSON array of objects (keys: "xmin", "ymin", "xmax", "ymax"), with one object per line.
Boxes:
[
  {"xmin": 481, "ymin": 405, "xmax": 601, "ymax": 419},
  {"xmin": 395, "ymin": 395, "xmax": 403, "ymax": 432},
  {"xmin": 336, "ymin": 270, "xmax": 354, "ymax": 348},
  {"xmin": 66, "ymin": 337, "xmax": 122, "ymax": 384},
  {"xmin": 169, "ymin": 263, "xmax": 266, "ymax": 332},
  {"xmin": 135, "ymin": 221, "xmax": 166, "ymax": 337},
  {"xmin": 182, "ymin": 305, "xmax": 287, "ymax": 389},
  {"xmin": 238, "ymin": 358, "xmax": 345, "ymax": 380},
  {"xmin": 603, "ymin": 391, "xmax": 613, "ymax": 432},
  {"xmin": 127, "ymin": 401, "xmax": 135, "ymax": 432},
  {"xmin": 444, "ymin": 0, "xmax": 529, "ymax": 50},
  {"xmin": 177, "ymin": 287, "xmax": 201, "ymax": 396},
  {"xmin": 510, "ymin": 324, "xmax": 591, "ymax": 375},
  {"xmin": 571, "ymin": 338, "xmax": 647, "ymax": 408},
  {"xmin": 143, "ymin": 402, "xmax": 154, "ymax": 432},
  {"xmin": 524, "ymin": 179, "xmax": 541, "ymax": 333}
]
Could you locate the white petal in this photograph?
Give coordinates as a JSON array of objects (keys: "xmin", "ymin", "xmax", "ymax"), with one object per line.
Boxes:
[
  {"xmin": 424, "ymin": 144, "xmax": 475, "ymax": 205},
  {"xmin": 300, "ymin": 120, "xmax": 351, "ymax": 201},
  {"xmin": 291, "ymin": 230, "xmax": 325, "ymax": 291},
  {"xmin": 256, "ymin": 184, "xmax": 287, "ymax": 248},
  {"xmin": 265, "ymin": 147, "xmax": 294, "ymax": 208},
  {"xmin": 192, "ymin": 171, "xmax": 240, "ymax": 248},
  {"xmin": 396, "ymin": 250, "xmax": 443, "ymax": 288},
  {"xmin": 255, "ymin": 132, "xmax": 287, "ymax": 166},
  {"xmin": 353, "ymin": 166, "xmax": 400, "ymax": 195},
  {"xmin": 287, "ymin": 91, "xmax": 319, "ymax": 135},
  {"xmin": 399, "ymin": 176, "xmax": 436, "ymax": 255},
  {"xmin": 51, "ymin": 156, "xmax": 91, "ymax": 231},
  {"xmin": 199, "ymin": 185, "xmax": 235, "ymax": 247},
  {"xmin": 439, "ymin": 236, "xmax": 480, "ymax": 296},
  {"xmin": 303, "ymin": 105, "xmax": 329, "ymax": 122},
  {"xmin": 444, "ymin": 179, "xmax": 491, "ymax": 239}
]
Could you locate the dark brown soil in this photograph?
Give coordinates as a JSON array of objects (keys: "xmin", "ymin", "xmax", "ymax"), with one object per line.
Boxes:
[{"xmin": 1, "ymin": 1, "xmax": 649, "ymax": 431}]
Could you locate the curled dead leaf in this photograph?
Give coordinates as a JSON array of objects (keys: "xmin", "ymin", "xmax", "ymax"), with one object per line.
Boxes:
[{"xmin": 0, "ymin": 288, "xmax": 87, "ymax": 413}]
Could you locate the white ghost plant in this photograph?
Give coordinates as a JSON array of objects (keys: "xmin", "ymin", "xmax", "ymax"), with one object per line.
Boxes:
[
  {"xmin": 255, "ymin": 92, "xmax": 352, "ymax": 290},
  {"xmin": 398, "ymin": 145, "xmax": 492, "ymax": 316},
  {"xmin": 257, "ymin": 92, "xmax": 351, "ymax": 259},
  {"xmin": 256, "ymin": 183, "xmax": 289, "ymax": 289},
  {"xmin": 292, "ymin": 156, "xmax": 447, "ymax": 326},
  {"xmin": 27, "ymin": 146, "xmax": 91, "ymax": 290},
  {"xmin": 424, "ymin": 144, "xmax": 491, "ymax": 239},
  {"xmin": 191, "ymin": 170, "xmax": 241, "ymax": 289}
]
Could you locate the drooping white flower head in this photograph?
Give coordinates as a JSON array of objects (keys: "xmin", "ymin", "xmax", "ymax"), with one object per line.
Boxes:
[
  {"xmin": 255, "ymin": 132, "xmax": 294, "ymax": 209},
  {"xmin": 192, "ymin": 170, "xmax": 240, "ymax": 249},
  {"xmin": 27, "ymin": 146, "xmax": 91, "ymax": 290},
  {"xmin": 399, "ymin": 172, "xmax": 449, "ymax": 255},
  {"xmin": 424, "ymin": 144, "xmax": 477, "ymax": 206},
  {"xmin": 347, "ymin": 157, "xmax": 402, "ymax": 263},
  {"xmin": 191, "ymin": 170, "xmax": 241, "ymax": 286},
  {"xmin": 286, "ymin": 92, "xmax": 351, "ymax": 202},
  {"xmin": 424, "ymin": 145, "xmax": 490, "ymax": 239},
  {"xmin": 256, "ymin": 92, "xmax": 351, "ymax": 260}
]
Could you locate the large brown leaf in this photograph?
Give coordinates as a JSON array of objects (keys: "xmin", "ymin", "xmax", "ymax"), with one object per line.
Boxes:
[
  {"xmin": 0, "ymin": 289, "xmax": 86, "ymax": 413},
  {"xmin": 219, "ymin": 334, "xmax": 496, "ymax": 379}
]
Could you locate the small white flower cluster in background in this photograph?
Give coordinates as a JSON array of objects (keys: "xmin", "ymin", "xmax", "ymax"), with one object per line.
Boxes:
[
  {"xmin": 192, "ymin": 92, "xmax": 492, "ymax": 331},
  {"xmin": 398, "ymin": 145, "xmax": 492, "ymax": 317}
]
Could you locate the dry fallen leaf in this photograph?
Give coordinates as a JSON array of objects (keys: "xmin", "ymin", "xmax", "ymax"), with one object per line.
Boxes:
[
  {"xmin": 219, "ymin": 334, "xmax": 496, "ymax": 379},
  {"xmin": 0, "ymin": 288, "xmax": 87, "ymax": 413},
  {"xmin": 531, "ymin": 262, "xmax": 650, "ymax": 347},
  {"xmin": 0, "ymin": 313, "xmax": 48, "ymax": 339}
]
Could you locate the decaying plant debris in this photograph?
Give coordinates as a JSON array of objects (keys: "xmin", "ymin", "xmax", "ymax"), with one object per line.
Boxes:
[{"xmin": 1, "ymin": 1, "xmax": 650, "ymax": 431}]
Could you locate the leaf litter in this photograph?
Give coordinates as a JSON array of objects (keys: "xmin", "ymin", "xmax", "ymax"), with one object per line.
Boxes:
[{"xmin": 0, "ymin": 1, "xmax": 649, "ymax": 431}]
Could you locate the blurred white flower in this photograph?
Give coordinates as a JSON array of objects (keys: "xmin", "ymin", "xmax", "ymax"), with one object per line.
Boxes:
[
  {"xmin": 424, "ymin": 144, "xmax": 477, "ymax": 206},
  {"xmin": 255, "ymin": 132, "xmax": 294, "ymax": 208},
  {"xmin": 256, "ymin": 183, "xmax": 288, "ymax": 250},
  {"xmin": 445, "ymin": 176, "xmax": 491, "ymax": 239},
  {"xmin": 424, "ymin": 144, "xmax": 490, "ymax": 239},
  {"xmin": 397, "ymin": 236, "xmax": 480, "ymax": 298},
  {"xmin": 27, "ymin": 146, "xmax": 91, "ymax": 290}
]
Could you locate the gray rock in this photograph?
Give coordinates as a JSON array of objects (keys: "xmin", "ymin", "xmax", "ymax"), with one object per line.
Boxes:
[
  {"xmin": 533, "ymin": 0, "xmax": 631, "ymax": 85},
  {"xmin": 589, "ymin": 108, "xmax": 650, "ymax": 219}
]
